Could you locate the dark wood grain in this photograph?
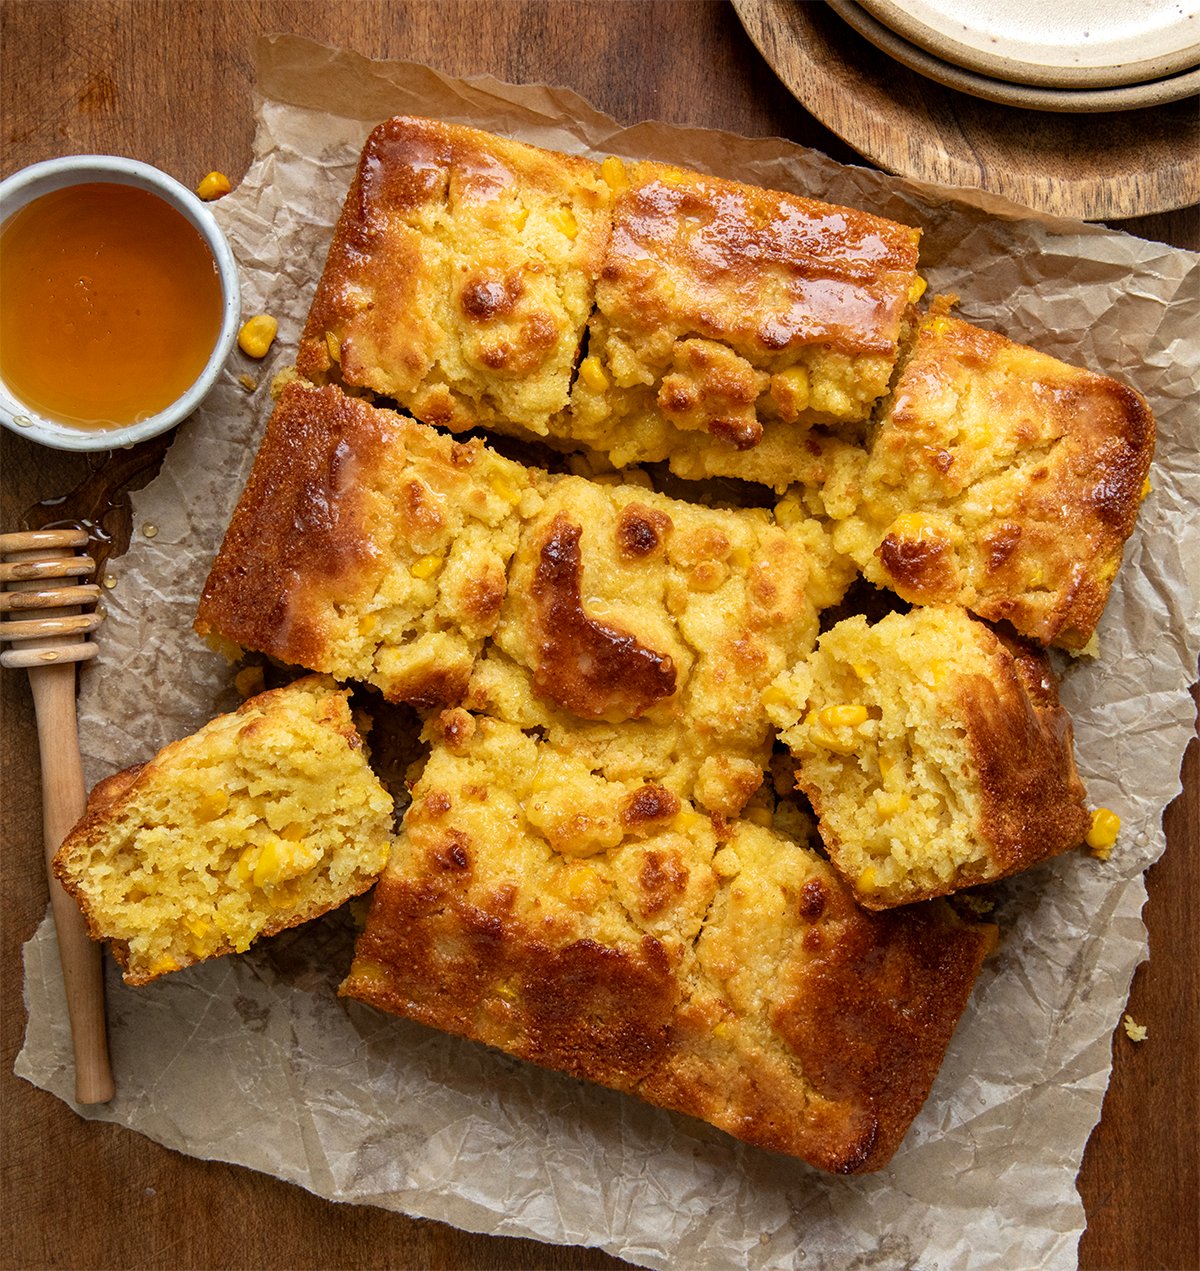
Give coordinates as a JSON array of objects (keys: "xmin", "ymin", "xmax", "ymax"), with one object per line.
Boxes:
[{"xmin": 1, "ymin": 4, "xmax": 1196, "ymax": 1270}]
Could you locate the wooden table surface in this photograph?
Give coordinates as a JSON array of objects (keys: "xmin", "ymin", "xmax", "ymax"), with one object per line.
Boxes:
[{"xmin": 1, "ymin": 4, "xmax": 1196, "ymax": 1269}]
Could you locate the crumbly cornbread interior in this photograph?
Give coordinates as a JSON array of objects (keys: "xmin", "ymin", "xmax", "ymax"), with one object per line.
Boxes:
[
  {"xmin": 766, "ymin": 606, "xmax": 1089, "ymax": 908},
  {"xmin": 54, "ymin": 676, "xmax": 394, "ymax": 984}
]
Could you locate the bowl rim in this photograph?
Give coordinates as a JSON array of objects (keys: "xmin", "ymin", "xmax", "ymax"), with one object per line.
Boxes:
[{"xmin": 0, "ymin": 154, "xmax": 241, "ymax": 453}]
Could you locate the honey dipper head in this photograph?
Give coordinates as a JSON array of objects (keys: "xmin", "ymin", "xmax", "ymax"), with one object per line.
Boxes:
[{"xmin": 0, "ymin": 528, "xmax": 104, "ymax": 669}]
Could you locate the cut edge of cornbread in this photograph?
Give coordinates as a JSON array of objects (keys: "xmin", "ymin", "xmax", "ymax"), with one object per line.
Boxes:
[
  {"xmin": 766, "ymin": 607, "xmax": 1091, "ymax": 908},
  {"xmin": 53, "ymin": 675, "xmax": 395, "ymax": 984}
]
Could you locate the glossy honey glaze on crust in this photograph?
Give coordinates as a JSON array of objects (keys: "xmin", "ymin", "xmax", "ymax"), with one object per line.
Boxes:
[{"xmin": 603, "ymin": 161, "xmax": 921, "ymax": 359}]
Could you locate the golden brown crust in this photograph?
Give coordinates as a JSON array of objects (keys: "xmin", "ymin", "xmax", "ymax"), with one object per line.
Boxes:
[
  {"xmin": 529, "ymin": 513, "xmax": 678, "ymax": 720},
  {"xmin": 343, "ymin": 737, "xmax": 994, "ymax": 1174},
  {"xmin": 958, "ymin": 631, "xmax": 1091, "ymax": 874},
  {"xmin": 603, "ymin": 160, "xmax": 921, "ymax": 362},
  {"xmin": 195, "ymin": 382, "xmax": 532, "ymax": 707},
  {"xmin": 840, "ymin": 310, "xmax": 1156, "ymax": 648},
  {"xmin": 297, "ymin": 115, "xmax": 611, "ymax": 436}
]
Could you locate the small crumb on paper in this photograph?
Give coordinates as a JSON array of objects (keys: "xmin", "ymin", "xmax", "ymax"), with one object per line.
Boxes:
[{"xmin": 1122, "ymin": 1013, "xmax": 1148, "ymax": 1043}]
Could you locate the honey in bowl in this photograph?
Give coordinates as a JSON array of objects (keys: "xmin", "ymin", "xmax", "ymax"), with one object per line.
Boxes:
[{"xmin": 0, "ymin": 182, "xmax": 223, "ymax": 430}]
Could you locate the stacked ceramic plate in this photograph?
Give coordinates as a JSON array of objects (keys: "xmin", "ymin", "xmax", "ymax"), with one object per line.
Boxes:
[{"xmin": 826, "ymin": 0, "xmax": 1200, "ymax": 111}]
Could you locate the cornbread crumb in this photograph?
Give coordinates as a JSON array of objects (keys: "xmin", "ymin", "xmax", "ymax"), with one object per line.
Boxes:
[
  {"xmin": 233, "ymin": 665, "xmax": 265, "ymax": 699},
  {"xmin": 1122, "ymin": 1013, "xmax": 1148, "ymax": 1043},
  {"xmin": 53, "ymin": 676, "xmax": 394, "ymax": 984}
]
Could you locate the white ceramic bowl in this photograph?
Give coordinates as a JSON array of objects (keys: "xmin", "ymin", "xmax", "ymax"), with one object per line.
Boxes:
[{"xmin": 0, "ymin": 155, "xmax": 241, "ymax": 452}]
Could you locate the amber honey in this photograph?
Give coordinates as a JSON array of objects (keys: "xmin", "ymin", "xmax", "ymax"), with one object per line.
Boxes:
[{"xmin": 0, "ymin": 182, "xmax": 223, "ymax": 430}]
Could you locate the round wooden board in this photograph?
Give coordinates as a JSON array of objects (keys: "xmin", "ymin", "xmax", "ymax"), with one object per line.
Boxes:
[{"xmin": 732, "ymin": 0, "xmax": 1200, "ymax": 220}]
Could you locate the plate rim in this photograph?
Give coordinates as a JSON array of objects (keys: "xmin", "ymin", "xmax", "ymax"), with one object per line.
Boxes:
[
  {"xmin": 827, "ymin": 0, "xmax": 1200, "ymax": 112},
  {"xmin": 856, "ymin": 0, "xmax": 1200, "ymax": 89}
]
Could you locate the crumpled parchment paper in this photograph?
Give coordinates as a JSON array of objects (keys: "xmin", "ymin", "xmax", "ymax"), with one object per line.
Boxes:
[{"xmin": 17, "ymin": 34, "xmax": 1200, "ymax": 1271}]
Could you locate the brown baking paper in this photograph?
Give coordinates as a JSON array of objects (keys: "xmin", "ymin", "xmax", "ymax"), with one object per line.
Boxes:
[{"xmin": 17, "ymin": 35, "xmax": 1200, "ymax": 1271}]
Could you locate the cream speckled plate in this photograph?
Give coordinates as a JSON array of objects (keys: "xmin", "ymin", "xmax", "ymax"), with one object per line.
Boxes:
[
  {"xmin": 829, "ymin": 0, "xmax": 1200, "ymax": 110},
  {"xmin": 858, "ymin": 0, "xmax": 1200, "ymax": 88}
]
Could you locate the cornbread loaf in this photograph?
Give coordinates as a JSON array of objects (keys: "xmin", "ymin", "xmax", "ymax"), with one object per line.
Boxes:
[
  {"xmin": 564, "ymin": 156, "xmax": 922, "ymax": 481},
  {"xmin": 196, "ymin": 381, "xmax": 540, "ymax": 708},
  {"xmin": 341, "ymin": 708, "xmax": 996, "ymax": 1172},
  {"xmin": 295, "ymin": 115, "xmax": 923, "ymax": 487},
  {"xmin": 766, "ymin": 607, "xmax": 1091, "ymax": 909},
  {"xmin": 53, "ymin": 676, "xmax": 394, "ymax": 985},
  {"xmin": 297, "ymin": 115, "xmax": 612, "ymax": 437},
  {"xmin": 197, "ymin": 382, "xmax": 854, "ymax": 815},
  {"xmin": 825, "ymin": 303, "xmax": 1156, "ymax": 649}
]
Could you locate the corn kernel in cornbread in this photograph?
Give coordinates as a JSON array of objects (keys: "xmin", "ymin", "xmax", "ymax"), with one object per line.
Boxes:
[
  {"xmin": 828, "ymin": 304, "xmax": 1155, "ymax": 649},
  {"xmin": 766, "ymin": 607, "xmax": 1091, "ymax": 909},
  {"xmin": 563, "ymin": 158, "xmax": 921, "ymax": 483},
  {"xmin": 53, "ymin": 677, "xmax": 394, "ymax": 985},
  {"xmin": 297, "ymin": 116, "xmax": 611, "ymax": 437},
  {"xmin": 342, "ymin": 710, "xmax": 994, "ymax": 1173},
  {"xmin": 196, "ymin": 382, "xmax": 540, "ymax": 708}
]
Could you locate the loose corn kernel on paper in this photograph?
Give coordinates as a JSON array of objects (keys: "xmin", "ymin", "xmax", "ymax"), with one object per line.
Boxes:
[{"xmin": 17, "ymin": 35, "xmax": 1200, "ymax": 1271}]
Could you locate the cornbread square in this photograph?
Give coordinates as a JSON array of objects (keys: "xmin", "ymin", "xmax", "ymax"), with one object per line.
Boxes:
[
  {"xmin": 196, "ymin": 382, "xmax": 540, "ymax": 709},
  {"xmin": 565, "ymin": 157, "xmax": 922, "ymax": 483},
  {"xmin": 827, "ymin": 305, "xmax": 1156, "ymax": 649},
  {"xmin": 481, "ymin": 472, "xmax": 853, "ymax": 813},
  {"xmin": 342, "ymin": 709, "xmax": 994, "ymax": 1173},
  {"xmin": 53, "ymin": 676, "xmax": 394, "ymax": 985},
  {"xmin": 296, "ymin": 115, "xmax": 611, "ymax": 437},
  {"xmin": 766, "ymin": 607, "xmax": 1091, "ymax": 909}
]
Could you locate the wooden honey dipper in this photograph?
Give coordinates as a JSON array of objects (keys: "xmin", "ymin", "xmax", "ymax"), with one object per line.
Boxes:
[{"xmin": 1, "ymin": 528, "xmax": 115, "ymax": 1103}]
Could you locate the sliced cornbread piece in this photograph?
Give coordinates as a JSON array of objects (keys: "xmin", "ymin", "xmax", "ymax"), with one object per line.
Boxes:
[
  {"xmin": 828, "ymin": 304, "xmax": 1156, "ymax": 649},
  {"xmin": 765, "ymin": 607, "xmax": 1090, "ymax": 910},
  {"xmin": 564, "ymin": 156, "xmax": 921, "ymax": 483},
  {"xmin": 196, "ymin": 382, "xmax": 541, "ymax": 708},
  {"xmin": 53, "ymin": 676, "xmax": 394, "ymax": 985},
  {"xmin": 296, "ymin": 115, "xmax": 611, "ymax": 437},
  {"xmin": 480, "ymin": 472, "xmax": 853, "ymax": 814},
  {"xmin": 342, "ymin": 709, "xmax": 995, "ymax": 1173}
]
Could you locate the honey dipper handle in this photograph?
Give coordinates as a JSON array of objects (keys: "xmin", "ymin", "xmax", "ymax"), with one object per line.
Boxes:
[{"xmin": 28, "ymin": 661, "xmax": 115, "ymax": 1105}]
